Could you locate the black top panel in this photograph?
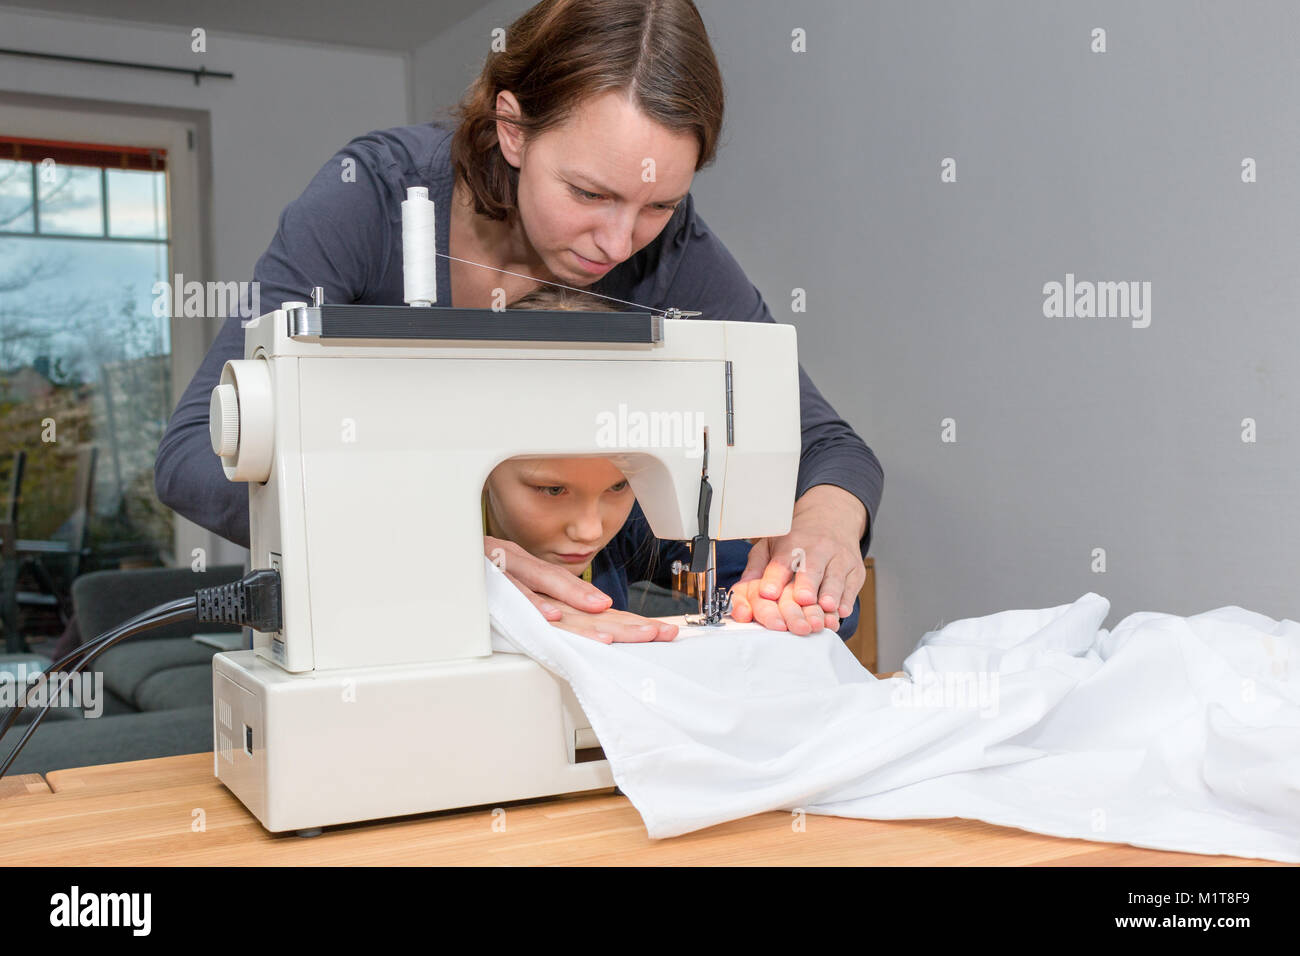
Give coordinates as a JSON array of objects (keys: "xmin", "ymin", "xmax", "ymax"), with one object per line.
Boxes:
[{"xmin": 297, "ymin": 304, "xmax": 661, "ymax": 344}]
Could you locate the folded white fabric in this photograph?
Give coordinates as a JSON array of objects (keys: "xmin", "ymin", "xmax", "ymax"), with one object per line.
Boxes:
[{"xmin": 484, "ymin": 557, "xmax": 1300, "ymax": 861}]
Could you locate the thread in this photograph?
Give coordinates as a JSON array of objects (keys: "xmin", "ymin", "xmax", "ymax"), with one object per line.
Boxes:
[{"xmin": 402, "ymin": 186, "xmax": 437, "ymax": 306}]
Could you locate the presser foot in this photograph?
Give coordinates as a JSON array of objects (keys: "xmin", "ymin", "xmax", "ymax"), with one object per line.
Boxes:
[{"xmin": 684, "ymin": 587, "xmax": 732, "ymax": 627}]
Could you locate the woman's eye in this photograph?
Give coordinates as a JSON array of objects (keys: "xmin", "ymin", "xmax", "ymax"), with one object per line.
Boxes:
[
  {"xmin": 570, "ymin": 185, "xmax": 603, "ymax": 201},
  {"xmin": 537, "ymin": 486, "xmax": 564, "ymax": 496},
  {"xmin": 611, "ymin": 481, "xmax": 629, "ymax": 492}
]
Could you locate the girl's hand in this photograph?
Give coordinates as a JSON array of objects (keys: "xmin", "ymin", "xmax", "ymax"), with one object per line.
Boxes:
[
  {"xmin": 486, "ymin": 536, "xmax": 614, "ymax": 620},
  {"xmin": 550, "ymin": 604, "xmax": 679, "ymax": 645},
  {"xmin": 728, "ymin": 486, "xmax": 863, "ymax": 635},
  {"xmin": 487, "ymin": 535, "xmax": 675, "ymax": 640},
  {"xmin": 729, "ymin": 576, "xmax": 840, "ymax": 634}
]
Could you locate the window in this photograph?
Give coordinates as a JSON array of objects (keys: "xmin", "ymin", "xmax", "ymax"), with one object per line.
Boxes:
[{"xmin": 0, "ymin": 136, "xmax": 173, "ymax": 575}]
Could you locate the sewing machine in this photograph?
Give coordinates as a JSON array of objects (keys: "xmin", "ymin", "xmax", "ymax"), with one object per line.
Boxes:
[{"xmin": 207, "ymin": 190, "xmax": 802, "ymax": 834}]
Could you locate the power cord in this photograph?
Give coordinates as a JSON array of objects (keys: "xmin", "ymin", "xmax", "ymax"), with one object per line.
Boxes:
[{"xmin": 0, "ymin": 568, "xmax": 282, "ymax": 779}]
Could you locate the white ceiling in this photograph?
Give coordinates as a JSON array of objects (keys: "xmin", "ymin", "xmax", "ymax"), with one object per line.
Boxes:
[{"xmin": 0, "ymin": 0, "xmax": 494, "ymax": 52}]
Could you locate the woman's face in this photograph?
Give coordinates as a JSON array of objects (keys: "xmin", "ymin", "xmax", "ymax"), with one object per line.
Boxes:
[
  {"xmin": 497, "ymin": 89, "xmax": 699, "ymax": 285},
  {"xmin": 484, "ymin": 457, "xmax": 636, "ymax": 575}
]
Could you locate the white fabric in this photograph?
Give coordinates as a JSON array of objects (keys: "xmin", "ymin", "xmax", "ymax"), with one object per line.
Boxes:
[{"xmin": 484, "ymin": 558, "xmax": 1300, "ymax": 861}]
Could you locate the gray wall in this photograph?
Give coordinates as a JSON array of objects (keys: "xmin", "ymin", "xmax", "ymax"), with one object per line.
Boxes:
[
  {"xmin": 413, "ymin": 0, "xmax": 1300, "ymax": 668},
  {"xmin": 410, "ymin": 3, "xmax": 508, "ymax": 126}
]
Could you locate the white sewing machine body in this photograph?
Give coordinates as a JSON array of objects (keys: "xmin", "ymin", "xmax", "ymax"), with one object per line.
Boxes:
[{"xmin": 209, "ymin": 300, "xmax": 801, "ymax": 833}]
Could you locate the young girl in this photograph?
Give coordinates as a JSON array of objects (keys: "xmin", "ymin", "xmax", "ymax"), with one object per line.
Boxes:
[{"xmin": 483, "ymin": 287, "xmax": 859, "ymax": 645}]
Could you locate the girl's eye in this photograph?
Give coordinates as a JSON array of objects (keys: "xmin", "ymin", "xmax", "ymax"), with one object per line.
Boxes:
[
  {"xmin": 570, "ymin": 185, "xmax": 603, "ymax": 201},
  {"xmin": 535, "ymin": 482, "xmax": 627, "ymax": 495}
]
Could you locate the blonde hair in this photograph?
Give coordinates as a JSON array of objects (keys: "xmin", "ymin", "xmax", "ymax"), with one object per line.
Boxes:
[{"xmin": 506, "ymin": 286, "xmax": 621, "ymax": 312}]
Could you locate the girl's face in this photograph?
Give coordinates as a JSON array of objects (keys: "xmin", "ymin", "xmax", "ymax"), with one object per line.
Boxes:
[
  {"xmin": 498, "ymin": 88, "xmax": 699, "ymax": 286},
  {"xmin": 485, "ymin": 457, "xmax": 636, "ymax": 575}
]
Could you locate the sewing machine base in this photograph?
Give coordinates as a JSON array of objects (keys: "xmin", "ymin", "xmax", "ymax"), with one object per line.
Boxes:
[{"xmin": 212, "ymin": 649, "xmax": 614, "ymax": 833}]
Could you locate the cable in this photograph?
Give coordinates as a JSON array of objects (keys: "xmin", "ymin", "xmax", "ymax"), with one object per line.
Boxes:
[
  {"xmin": 0, "ymin": 603, "xmax": 197, "ymax": 778},
  {"xmin": 2, "ymin": 569, "xmax": 282, "ymax": 744},
  {"xmin": 0, "ymin": 601, "xmax": 177, "ymax": 741},
  {"xmin": 0, "ymin": 599, "xmax": 194, "ymax": 745},
  {"xmin": 0, "ymin": 568, "xmax": 282, "ymax": 779}
]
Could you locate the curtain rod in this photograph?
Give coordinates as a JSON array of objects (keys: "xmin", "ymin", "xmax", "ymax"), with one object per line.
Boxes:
[{"xmin": 0, "ymin": 47, "xmax": 233, "ymax": 85}]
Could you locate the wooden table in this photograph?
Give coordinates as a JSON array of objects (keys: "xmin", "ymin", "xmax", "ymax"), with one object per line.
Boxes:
[{"xmin": 0, "ymin": 752, "xmax": 1287, "ymax": 865}]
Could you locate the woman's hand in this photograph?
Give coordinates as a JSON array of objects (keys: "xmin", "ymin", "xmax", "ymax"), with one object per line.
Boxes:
[
  {"xmin": 727, "ymin": 485, "xmax": 866, "ymax": 636},
  {"xmin": 485, "ymin": 535, "xmax": 676, "ymax": 642}
]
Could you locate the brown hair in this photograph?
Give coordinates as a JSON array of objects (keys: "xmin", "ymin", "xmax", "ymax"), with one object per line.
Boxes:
[{"xmin": 450, "ymin": 0, "xmax": 725, "ymax": 223}]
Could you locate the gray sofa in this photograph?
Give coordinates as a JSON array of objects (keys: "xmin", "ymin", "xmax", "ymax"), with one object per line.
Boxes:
[{"xmin": 3, "ymin": 565, "xmax": 695, "ymax": 775}]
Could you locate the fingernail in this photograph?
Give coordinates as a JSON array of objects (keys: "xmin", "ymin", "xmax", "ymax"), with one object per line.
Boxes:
[
  {"xmin": 595, "ymin": 632, "xmax": 612, "ymax": 643},
  {"xmin": 587, "ymin": 595, "xmax": 607, "ymax": 607},
  {"xmin": 796, "ymin": 588, "xmax": 815, "ymax": 603},
  {"xmin": 541, "ymin": 603, "xmax": 557, "ymax": 615}
]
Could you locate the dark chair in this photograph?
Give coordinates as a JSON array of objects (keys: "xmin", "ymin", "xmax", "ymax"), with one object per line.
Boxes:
[
  {"xmin": 1, "ymin": 445, "xmax": 97, "ymax": 652},
  {"xmin": 1, "ymin": 449, "xmax": 28, "ymax": 653}
]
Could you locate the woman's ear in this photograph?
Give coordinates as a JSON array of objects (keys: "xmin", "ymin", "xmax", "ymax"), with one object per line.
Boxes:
[{"xmin": 494, "ymin": 90, "xmax": 526, "ymax": 169}]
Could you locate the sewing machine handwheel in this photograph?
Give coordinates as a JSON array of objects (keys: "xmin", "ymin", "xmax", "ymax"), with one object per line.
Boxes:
[
  {"xmin": 211, "ymin": 359, "xmax": 274, "ymax": 483},
  {"xmin": 209, "ymin": 384, "xmax": 240, "ymax": 457}
]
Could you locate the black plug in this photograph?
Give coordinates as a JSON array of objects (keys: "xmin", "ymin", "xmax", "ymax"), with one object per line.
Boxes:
[{"xmin": 196, "ymin": 568, "xmax": 282, "ymax": 632}]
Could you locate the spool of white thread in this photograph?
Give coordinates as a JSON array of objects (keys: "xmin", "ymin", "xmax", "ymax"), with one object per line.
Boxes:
[{"xmin": 402, "ymin": 186, "xmax": 437, "ymax": 306}]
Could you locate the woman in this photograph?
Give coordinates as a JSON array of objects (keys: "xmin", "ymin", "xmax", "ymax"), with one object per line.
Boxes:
[{"xmin": 154, "ymin": 0, "xmax": 883, "ymax": 644}]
